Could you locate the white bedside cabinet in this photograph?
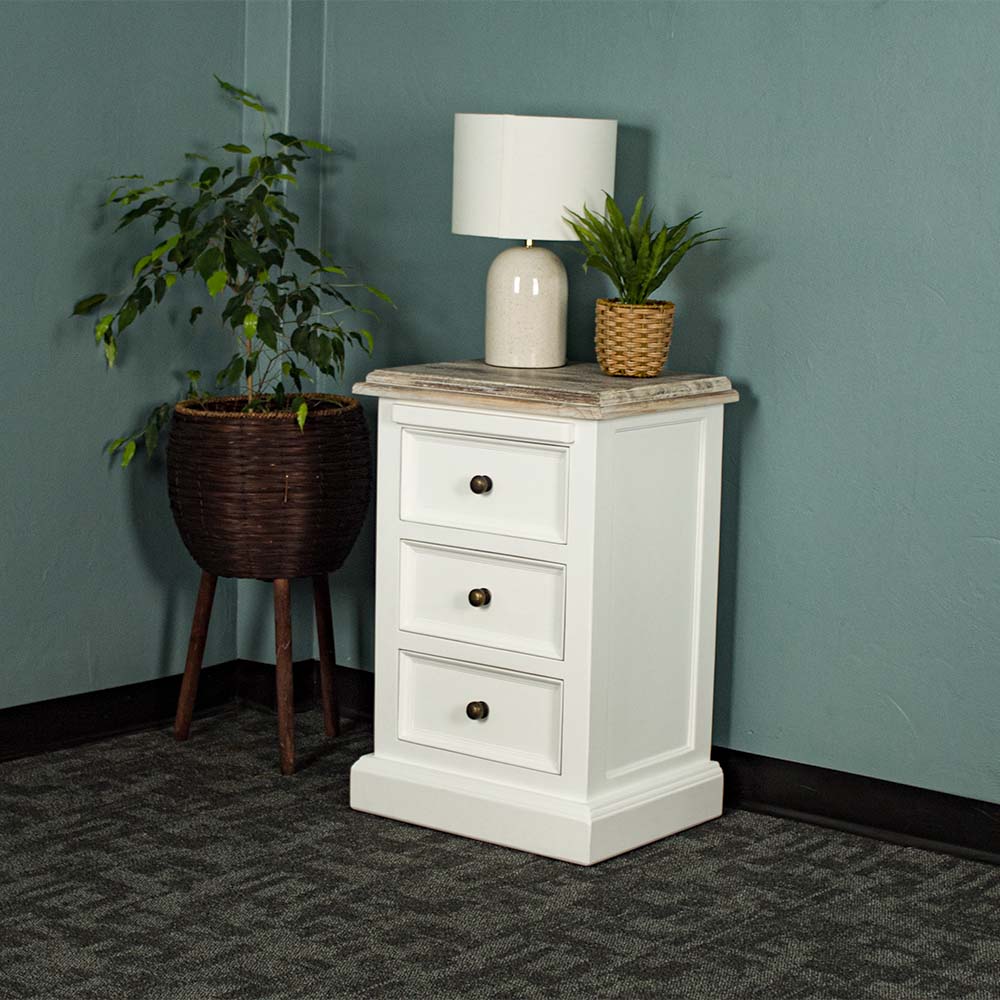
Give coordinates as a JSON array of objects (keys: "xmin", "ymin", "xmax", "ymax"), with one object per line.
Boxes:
[{"xmin": 349, "ymin": 361, "xmax": 739, "ymax": 865}]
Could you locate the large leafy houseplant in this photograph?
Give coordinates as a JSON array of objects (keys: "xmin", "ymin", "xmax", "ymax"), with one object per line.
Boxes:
[
  {"xmin": 72, "ymin": 75, "xmax": 391, "ymax": 468},
  {"xmin": 564, "ymin": 193, "xmax": 722, "ymax": 377}
]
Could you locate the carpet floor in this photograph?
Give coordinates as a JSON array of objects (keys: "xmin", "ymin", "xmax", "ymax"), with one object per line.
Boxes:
[{"xmin": 0, "ymin": 708, "xmax": 997, "ymax": 1000}]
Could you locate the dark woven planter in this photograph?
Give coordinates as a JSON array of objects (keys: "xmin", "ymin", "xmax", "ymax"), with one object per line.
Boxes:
[{"xmin": 166, "ymin": 394, "xmax": 371, "ymax": 580}]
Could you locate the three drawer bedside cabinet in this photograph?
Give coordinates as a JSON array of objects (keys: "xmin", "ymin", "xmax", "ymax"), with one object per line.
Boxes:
[{"xmin": 349, "ymin": 361, "xmax": 739, "ymax": 865}]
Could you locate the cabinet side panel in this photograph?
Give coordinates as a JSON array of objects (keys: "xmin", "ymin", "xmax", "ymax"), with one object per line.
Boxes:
[
  {"xmin": 604, "ymin": 415, "xmax": 706, "ymax": 778},
  {"xmin": 372, "ymin": 401, "xmax": 403, "ymax": 752}
]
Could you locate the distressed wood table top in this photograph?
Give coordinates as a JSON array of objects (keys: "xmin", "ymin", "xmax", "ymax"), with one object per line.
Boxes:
[{"xmin": 353, "ymin": 360, "xmax": 738, "ymax": 419}]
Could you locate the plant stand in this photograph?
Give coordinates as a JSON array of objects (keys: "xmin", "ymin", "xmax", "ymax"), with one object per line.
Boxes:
[{"xmin": 174, "ymin": 571, "xmax": 340, "ymax": 775}]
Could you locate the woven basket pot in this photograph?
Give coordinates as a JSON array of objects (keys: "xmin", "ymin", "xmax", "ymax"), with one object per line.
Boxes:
[
  {"xmin": 594, "ymin": 298, "xmax": 676, "ymax": 378},
  {"xmin": 166, "ymin": 394, "xmax": 371, "ymax": 580}
]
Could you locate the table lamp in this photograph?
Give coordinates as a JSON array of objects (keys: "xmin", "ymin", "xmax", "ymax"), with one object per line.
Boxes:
[{"xmin": 452, "ymin": 113, "xmax": 617, "ymax": 369}]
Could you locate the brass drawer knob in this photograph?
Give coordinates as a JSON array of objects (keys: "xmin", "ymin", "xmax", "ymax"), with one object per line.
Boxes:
[
  {"xmin": 466, "ymin": 700, "xmax": 490, "ymax": 721},
  {"xmin": 468, "ymin": 587, "xmax": 491, "ymax": 608},
  {"xmin": 469, "ymin": 475, "xmax": 493, "ymax": 495}
]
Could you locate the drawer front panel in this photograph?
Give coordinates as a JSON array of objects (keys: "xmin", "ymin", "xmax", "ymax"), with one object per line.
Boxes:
[
  {"xmin": 398, "ymin": 650, "xmax": 563, "ymax": 774},
  {"xmin": 399, "ymin": 541, "xmax": 566, "ymax": 659},
  {"xmin": 399, "ymin": 428, "xmax": 569, "ymax": 543}
]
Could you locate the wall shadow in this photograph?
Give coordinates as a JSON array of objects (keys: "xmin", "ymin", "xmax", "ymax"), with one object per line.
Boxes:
[
  {"xmin": 564, "ymin": 124, "xmax": 651, "ymax": 362},
  {"xmin": 666, "ymin": 233, "xmax": 761, "ymax": 747}
]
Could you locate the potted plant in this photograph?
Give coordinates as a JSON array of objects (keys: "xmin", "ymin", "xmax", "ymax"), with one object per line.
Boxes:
[
  {"xmin": 71, "ymin": 77, "xmax": 392, "ymax": 773},
  {"xmin": 564, "ymin": 194, "xmax": 722, "ymax": 377},
  {"xmin": 71, "ymin": 76, "xmax": 391, "ymax": 582}
]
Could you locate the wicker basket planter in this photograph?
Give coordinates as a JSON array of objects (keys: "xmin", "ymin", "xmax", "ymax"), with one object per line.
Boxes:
[
  {"xmin": 594, "ymin": 298, "xmax": 676, "ymax": 378},
  {"xmin": 166, "ymin": 394, "xmax": 371, "ymax": 580}
]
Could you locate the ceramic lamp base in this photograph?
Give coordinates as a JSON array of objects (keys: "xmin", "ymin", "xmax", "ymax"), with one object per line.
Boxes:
[{"xmin": 484, "ymin": 245, "xmax": 567, "ymax": 368}]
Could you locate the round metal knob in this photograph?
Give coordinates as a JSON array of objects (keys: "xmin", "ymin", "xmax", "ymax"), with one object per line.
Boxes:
[
  {"xmin": 469, "ymin": 475, "xmax": 493, "ymax": 495},
  {"xmin": 467, "ymin": 588, "xmax": 491, "ymax": 608},
  {"xmin": 466, "ymin": 701, "xmax": 490, "ymax": 721}
]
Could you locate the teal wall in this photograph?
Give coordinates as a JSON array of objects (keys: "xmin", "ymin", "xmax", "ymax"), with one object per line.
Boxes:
[
  {"xmin": 0, "ymin": 1, "xmax": 246, "ymax": 707},
  {"xmin": 3, "ymin": 0, "xmax": 997, "ymax": 807},
  {"xmin": 322, "ymin": 1, "xmax": 1000, "ymax": 804}
]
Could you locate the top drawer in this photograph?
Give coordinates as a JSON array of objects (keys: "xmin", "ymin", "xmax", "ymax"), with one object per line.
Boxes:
[{"xmin": 398, "ymin": 420, "xmax": 570, "ymax": 544}]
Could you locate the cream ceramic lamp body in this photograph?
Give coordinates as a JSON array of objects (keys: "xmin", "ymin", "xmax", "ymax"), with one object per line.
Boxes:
[
  {"xmin": 452, "ymin": 113, "xmax": 617, "ymax": 369},
  {"xmin": 484, "ymin": 245, "xmax": 567, "ymax": 367}
]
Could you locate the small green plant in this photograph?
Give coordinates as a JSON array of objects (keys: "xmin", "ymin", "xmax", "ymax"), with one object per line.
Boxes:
[
  {"xmin": 564, "ymin": 193, "xmax": 723, "ymax": 305},
  {"xmin": 72, "ymin": 76, "xmax": 391, "ymax": 468}
]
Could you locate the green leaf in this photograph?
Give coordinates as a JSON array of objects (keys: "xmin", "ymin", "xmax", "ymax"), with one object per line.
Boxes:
[
  {"xmin": 257, "ymin": 315, "xmax": 277, "ymax": 350},
  {"xmin": 143, "ymin": 404, "xmax": 170, "ymax": 458},
  {"xmin": 214, "ymin": 75, "xmax": 260, "ymax": 101},
  {"xmin": 628, "ymin": 195, "xmax": 645, "ymax": 242},
  {"xmin": 151, "ymin": 233, "xmax": 180, "ymax": 262},
  {"xmin": 108, "ymin": 437, "xmax": 126, "ymax": 455},
  {"xmin": 240, "ymin": 97, "xmax": 266, "ymax": 113},
  {"xmin": 242, "ymin": 311, "xmax": 258, "ymax": 340},
  {"xmin": 118, "ymin": 299, "xmax": 138, "ymax": 333},
  {"xmin": 365, "ymin": 284, "xmax": 395, "ymax": 306},
  {"xmin": 216, "ymin": 354, "xmax": 245, "ymax": 388},
  {"xmin": 72, "ymin": 293, "xmax": 108, "ymax": 316},
  {"xmin": 121, "ymin": 440, "xmax": 137, "ymax": 469},
  {"xmin": 223, "ymin": 143, "xmax": 252, "ymax": 154},
  {"xmin": 290, "ymin": 326, "xmax": 310, "ymax": 355},
  {"xmin": 198, "ymin": 166, "xmax": 221, "ymax": 188},
  {"xmin": 302, "ymin": 139, "xmax": 332, "ymax": 152},
  {"xmin": 296, "ymin": 400, "xmax": 308, "ymax": 431},
  {"xmin": 206, "ymin": 269, "xmax": 228, "ymax": 297},
  {"xmin": 195, "ymin": 246, "xmax": 224, "ymax": 281},
  {"xmin": 269, "ymin": 132, "xmax": 303, "ymax": 149},
  {"xmin": 294, "ymin": 247, "xmax": 322, "ymax": 267},
  {"xmin": 164, "ymin": 273, "xmax": 178, "ymax": 289},
  {"xmin": 310, "ymin": 329, "xmax": 331, "ymax": 367},
  {"xmin": 115, "ymin": 196, "xmax": 167, "ymax": 229},
  {"xmin": 132, "ymin": 254, "xmax": 152, "ymax": 278},
  {"xmin": 103, "ymin": 337, "xmax": 117, "ymax": 367},
  {"xmin": 218, "ymin": 175, "xmax": 255, "ymax": 197},
  {"xmin": 94, "ymin": 314, "xmax": 114, "ymax": 342},
  {"xmin": 186, "ymin": 369, "xmax": 201, "ymax": 382},
  {"xmin": 320, "ymin": 264, "xmax": 346, "ymax": 275},
  {"xmin": 232, "ymin": 239, "xmax": 265, "ymax": 270}
]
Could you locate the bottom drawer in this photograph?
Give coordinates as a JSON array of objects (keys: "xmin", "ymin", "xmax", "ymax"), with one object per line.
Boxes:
[{"xmin": 397, "ymin": 650, "xmax": 563, "ymax": 774}]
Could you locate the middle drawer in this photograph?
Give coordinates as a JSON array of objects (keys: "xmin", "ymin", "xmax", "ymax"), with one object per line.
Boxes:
[{"xmin": 398, "ymin": 540, "xmax": 566, "ymax": 659}]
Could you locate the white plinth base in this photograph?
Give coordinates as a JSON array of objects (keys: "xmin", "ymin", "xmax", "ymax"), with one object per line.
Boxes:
[{"xmin": 350, "ymin": 754, "xmax": 724, "ymax": 866}]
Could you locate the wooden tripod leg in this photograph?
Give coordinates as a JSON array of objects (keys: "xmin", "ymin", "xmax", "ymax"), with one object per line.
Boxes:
[
  {"xmin": 274, "ymin": 578, "xmax": 295, "ymax": 775},
  {"xmin": 313, "ymin": 573, "xmax": 340, "ymax": 738},
  {"xmin": 174, "ymin": 571, "xmax": 217, "ymax": 741}
]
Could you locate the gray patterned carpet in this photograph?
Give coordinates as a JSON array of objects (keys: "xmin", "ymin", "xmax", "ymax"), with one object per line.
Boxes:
[{"xmin": 1, "ymin": 708, "xmax": 998, "ymax": 1000}]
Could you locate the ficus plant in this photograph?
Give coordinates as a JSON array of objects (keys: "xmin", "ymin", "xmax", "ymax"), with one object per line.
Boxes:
[
  {"xmin": 564, "ymin": 193, "xmax": 723, "ymax": 305},
  {"xmin": 72, "ymin": 75, "xmax": 391, "ymax": 468}
]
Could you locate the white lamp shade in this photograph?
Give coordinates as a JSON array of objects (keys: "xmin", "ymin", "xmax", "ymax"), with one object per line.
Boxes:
[{"xmin": 452, "ymin": 113, "xmax": 617, "ymax": 242}]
